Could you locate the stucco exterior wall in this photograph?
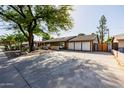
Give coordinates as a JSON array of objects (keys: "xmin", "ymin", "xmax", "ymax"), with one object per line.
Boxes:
[
  {"xmin": 113, "ymin": 38, "xmax": 118, "ymax": 43},
  {"xmin": 118, "ymin": 41, "xmax": 124, "ymax": 48}
]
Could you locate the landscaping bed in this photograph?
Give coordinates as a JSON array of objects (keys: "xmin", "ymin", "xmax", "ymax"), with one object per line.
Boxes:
[{"xmin": 4, "ymin": 50, "xmax": 22, "ymax": 59}]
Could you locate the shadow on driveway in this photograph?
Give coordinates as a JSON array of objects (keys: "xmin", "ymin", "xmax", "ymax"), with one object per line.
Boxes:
[{"xmin": 8, "ymin": 52, "xmax": 123, "ymax": 88}]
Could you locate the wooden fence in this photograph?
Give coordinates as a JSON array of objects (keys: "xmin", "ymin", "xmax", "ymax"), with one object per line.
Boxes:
[{"xmin": 98, "ymin": 43, "xmax": 108, "ymax": 52}]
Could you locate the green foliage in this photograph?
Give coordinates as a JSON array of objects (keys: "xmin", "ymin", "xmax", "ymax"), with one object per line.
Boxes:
[
  {"xmin": 0, "ymin": 35, "xmax": 7, "ymax": 45},
  {"xmin": 105, "ymin": 37, "xmax": 112, "ymax": 43},
  {"xmin": 0, "ymin": 5, "xmax": 73, "ymax": 35},
  {"xmin": 0, "ymin": 32, "xmax": 28, "ymax": 51},
  {"xmin": 14, "ymin": 31, "xmax": 27, "ymax": 43},
  {"xmin": 97, "ymin": 15, "xmax": 108, "ymax": 44},
  {"xmin": 42, "ymin": 33, "xmax": 51, "ymax": 40},
  {"xmin": 0, "ymin": 34, "xmax": 16, "ymax": 50}
]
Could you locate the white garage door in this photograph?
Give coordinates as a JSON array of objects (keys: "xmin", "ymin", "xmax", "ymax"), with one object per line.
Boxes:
[
  {"xmin": 75, "ymin": 42, "xmax": 82, "ymax": 50},
  {"xmin": 68, "ymin": 42, "xmax": 74, "ymax": 50},
  {"xmin": 82, "ymin": 42, "xmax": 91, "ymax": 51}
]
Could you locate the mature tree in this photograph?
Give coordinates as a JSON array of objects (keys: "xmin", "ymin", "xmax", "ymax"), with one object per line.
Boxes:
[
  {"xmin": 0, "ymin": 5, "xmax": 73, "ymax": 52},
  {"xmin": 97, "ymin": 15, "xmax": 107, "ymax": 44}
]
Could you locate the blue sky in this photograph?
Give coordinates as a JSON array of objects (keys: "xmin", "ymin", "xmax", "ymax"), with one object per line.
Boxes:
[
  {"xmin": 0, "ymin": 5, "xmax": 124, "ymax": 40},
  {"xmin": 59, "ymin": 5, "xmax": 124, "ymax": 37}
]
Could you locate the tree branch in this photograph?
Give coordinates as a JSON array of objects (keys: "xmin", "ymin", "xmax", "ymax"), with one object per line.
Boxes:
[
  {"xmin": 17, "ymin": 23, "xmax": 29, "ymax": 38},
  {"xmin": 0, "ymin": 12, "xmax": 17, "ymax": 23},
  {"xmin": 0, "ymin": 11, "xmax": 29, "ymax": 38},
  {"xmin": 27, "ymin": 5, "xmax": 34, "ymax": 17},
  {"xmin": 17, "ymin": 5, "xmax": 26, "ymax": 18},
  {"xmin": 9, "ymin": 5, "xmax": 26, "ymax": 18}
]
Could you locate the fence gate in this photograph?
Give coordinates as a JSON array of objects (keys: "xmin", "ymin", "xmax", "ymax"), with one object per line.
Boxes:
[{"xmin": 98, "ymin": 44, "xmax": 108, "ymax": 52}]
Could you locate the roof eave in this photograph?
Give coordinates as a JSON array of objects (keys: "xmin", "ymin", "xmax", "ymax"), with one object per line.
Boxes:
[{"xmin": 69, "ymin": 39, "xmax": 95, "ymax": 42}]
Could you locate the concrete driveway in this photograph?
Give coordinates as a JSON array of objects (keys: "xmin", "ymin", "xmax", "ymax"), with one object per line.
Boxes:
[
  {"xmin": 0, "ymin": 50, "xmax": 124, "ymax": 88},
  {"xmin": 0, "ymin": 49, "xmax": 29, "ymax": 88}
]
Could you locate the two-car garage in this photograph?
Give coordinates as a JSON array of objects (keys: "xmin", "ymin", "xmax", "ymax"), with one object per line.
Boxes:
[
  {"xmin": 68, "ymin": 34, "xmax": 97, "ymax": 51},
  {"xmin": 68, "ymin": 41, "xmax": 91, "ymax": 51}
]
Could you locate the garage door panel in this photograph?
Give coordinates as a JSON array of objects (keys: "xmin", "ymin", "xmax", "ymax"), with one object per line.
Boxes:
[
  {"xmin": 82, "ymin": 42, "xmax": 90, "ymax": 51},
  {"xmin": 68, "ymin": 42, "xmax": 74, "ymax": 50},
  {"xmin": 75, "ymin": 42, "xmax": 81, "ymax": 50}
]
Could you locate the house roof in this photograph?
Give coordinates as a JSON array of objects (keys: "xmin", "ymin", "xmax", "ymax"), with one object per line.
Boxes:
[
  {"xmin": 114, "ymin": 33, "xmax": 124, "ymax": 40},
  {"xmin": 42, "ymin": 36, "xmax": 76, "ymax": 43},
  {"xmin": 69, "ymin": 34, "xmax": 97, "ymax": 42}
]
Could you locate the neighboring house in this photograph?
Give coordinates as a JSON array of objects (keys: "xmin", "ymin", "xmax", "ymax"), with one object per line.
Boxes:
[
  {"xmin": 113, "ymin": 33, "xmax": 124, "ymax": 53},
  {"xmin": 41, "ymin": 36, "xmax": 76, "ymax": 50},
  {"xmin": 112, "ymin": 33, "xmax": 124, "ymax": 65},
  {"xmin": 68, "ymin": 34, "xmax": 98, "ymax": 51}
]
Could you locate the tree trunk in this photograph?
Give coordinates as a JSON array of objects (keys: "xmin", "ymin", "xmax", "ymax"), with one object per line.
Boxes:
[{"xmin": 28, "ymin": 31, "xmax": 34, "ymax": 52}]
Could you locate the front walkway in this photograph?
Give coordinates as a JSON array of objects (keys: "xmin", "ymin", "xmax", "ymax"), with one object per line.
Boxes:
[{"xmin": 0, "ymin": 49, "xmax": 124, "ymax": 87}]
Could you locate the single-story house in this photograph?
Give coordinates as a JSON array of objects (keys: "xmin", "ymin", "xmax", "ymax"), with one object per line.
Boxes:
[
  {"xmin": 39, "ymin": 34, "xmax": 98, "ymax": 51},
  {"xmin": 67, "ymin": 34, "xmax": 98, "ymax": 51},
  {"xmin": 41, "ymin": 36, "xmax": 76, "ymax": 49},
  {"xmin": 112, "ymin": 33, "xmax": 124, "ymax": 53}
]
